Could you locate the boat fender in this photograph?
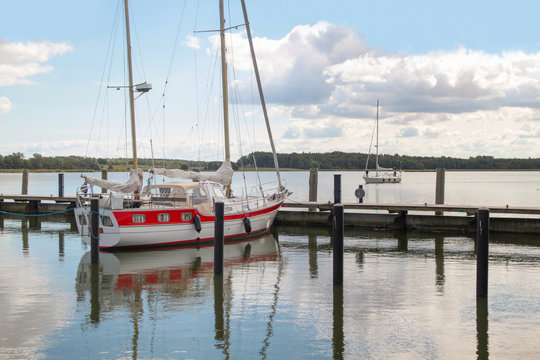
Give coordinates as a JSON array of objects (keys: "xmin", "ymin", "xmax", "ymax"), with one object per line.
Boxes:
[
  {"xmin": 193, "ymin": 214, "xmax": 201, "ymax": 233},
  {"xmin": 243, "ymin": 216, "xmax": 251, "ymax": 234}
]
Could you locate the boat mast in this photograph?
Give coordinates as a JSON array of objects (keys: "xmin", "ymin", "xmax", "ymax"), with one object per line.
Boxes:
[
  {"xmin": 219, "ymin": 0, "xmax": 232, "ymax": 196},
  {"xmin": 123, "ymin": 0, "xmax": 138, "ymax": 171},
  {"xmin": 240, "ymin": 0, "xmax": 283, "ymax": 190},
  {"xmin": 375, "ymin": 99, "xmax": 379, "ymax": 176}
]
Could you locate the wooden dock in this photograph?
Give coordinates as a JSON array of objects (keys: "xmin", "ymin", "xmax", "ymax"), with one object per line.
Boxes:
[
  {"xmin": 277, "ymin": 201, "xmax": 540, "ymax": 235},
  {"xmin": 2, "ymin": 195, "xmax": 540, "ymax": 234},
  {"xmin": 0, "ymin": 194, "xmax": 76, "ymax": 215}
]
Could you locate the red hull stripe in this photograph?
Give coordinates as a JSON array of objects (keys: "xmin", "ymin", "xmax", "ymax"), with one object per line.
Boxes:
[
  {"xmin": 113, "ymin": 201, "xmax": 282, "ymax": 227},
  {"xmin": 100, "ymin": 227, "xmax": 269, "ymax": 249}
]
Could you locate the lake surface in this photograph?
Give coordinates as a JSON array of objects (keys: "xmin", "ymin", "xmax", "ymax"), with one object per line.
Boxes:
[
  {"xmin": 1, "ymin": 170, "xmax": 540, "ymax": 206},
  {"xmin": 1, "ymin": 171, "xmax": 539, "ymax": 359}
]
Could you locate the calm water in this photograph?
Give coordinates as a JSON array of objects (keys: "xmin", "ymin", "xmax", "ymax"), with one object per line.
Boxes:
[
  {"xmin": 1, "ymin": 171, "xmax": 540, "ymax": 359},
  {"xmin": 1, "ymin": 170, "xmax": 539, "ymax": 206}
]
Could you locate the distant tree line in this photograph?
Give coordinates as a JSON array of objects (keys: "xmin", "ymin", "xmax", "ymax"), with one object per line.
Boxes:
[
  {"xmin": 0, "ymin": 153, "xmax": 225, "ymax": 171},
  {"xmin": 237, "ymin": 151, "xmax": 540, "ymax": 170},
  {"xmin": 1, "ymin": 151, "xmax": 540, "ymax": 171}
]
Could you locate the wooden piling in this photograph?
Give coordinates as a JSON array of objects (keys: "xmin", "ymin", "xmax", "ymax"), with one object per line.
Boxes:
[
  {"xmin": 90, "ymin": 198, "xmax": 99, "ymax": 264},
  {"xmin": 435, "ymin": 168, "xmax": 445, "ymax": 215},
  {"xmin": 101, "ymin": 169, "xmax": 108, "ymax": 194},
  {"xmin": 21, "ymin": 169, "xmax": 28, "ymax": 195},
  {"xmin": 308, "ymin": 168, "xmax": 318, "ymax": 212},
  {"xmin": 214, "ymin": 201, "xmax": 224, "ymax": 275},
  {"xmin": 333, "ymin": 204, "xmax": 344, "ymax": 285},
  {"xmin": 58, "ymin": 173, "xmax": 64, "ymax": 197},
  {"xmin": 334, "ymin": 174, "xmax": 341, "ymax": 204},
  {"xmin": 476, "ymin": 208, "xmax": 489, "ymax": 297}
]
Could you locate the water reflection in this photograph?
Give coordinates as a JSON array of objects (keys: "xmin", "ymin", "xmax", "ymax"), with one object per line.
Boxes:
[
  {"xmin": 476, "ymin": 297, "xmax": 489, "ymax": 360},
  {"xmin": 308, "ymin": 234, "xmax": 318, "ymax": 278},
  {"xmin": 333, "ymin": 285, "xmax": 344, "ymax": 360},
  {"xmin": 21, "ymin": 219, "xmax": 29, "ymax": 255},
  {"xmin": 76, "ymin": 233, "xmax": 280, "ymax": 358},
  {"xmin": 435, "ymin": 235, "xmax": 445, "ymax": 293}
]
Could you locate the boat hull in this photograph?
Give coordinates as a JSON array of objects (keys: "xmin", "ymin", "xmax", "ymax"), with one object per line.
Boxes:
[
  {"xmin": 74, "ymin": 201, "xmax": 282, "ymax": 249},
  {"xmin": 363, "ymin": 175, "xmax": 402, "ymax": 184}
]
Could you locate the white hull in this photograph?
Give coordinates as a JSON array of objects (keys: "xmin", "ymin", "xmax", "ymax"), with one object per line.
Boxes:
[
  {"xmin": 74, "ymin": 192, "xmax": 284, "ymax": 249},
  {"xmin": 363, "ymin": 174, "xmax": 402, "ymax": 184}
]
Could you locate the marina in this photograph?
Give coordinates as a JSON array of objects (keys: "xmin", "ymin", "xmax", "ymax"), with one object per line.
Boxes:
[{"xmin": 3, "ymin": 0, "xmax": 540, "ymax": 358}]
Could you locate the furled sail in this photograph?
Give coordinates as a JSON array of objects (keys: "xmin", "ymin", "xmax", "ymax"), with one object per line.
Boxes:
[
  {"xmin": 151, "ymin": 160, "xmax": 233, "ymax": 186},
  {"xmin": 82, "ymin": 169, "xmax": 143, "ymax": 193},
  {"xmin": 376, "ymin": 165, "xmax": 394, "ymax": 171}
]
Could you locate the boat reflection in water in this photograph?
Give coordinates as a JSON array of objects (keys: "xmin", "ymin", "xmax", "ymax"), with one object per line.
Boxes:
[{"xmin": 75, "ymin": 232, "xmax": 279, "ymax": 315}]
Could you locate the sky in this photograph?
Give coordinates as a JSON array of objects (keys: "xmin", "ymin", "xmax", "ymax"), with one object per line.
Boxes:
[{"xmin": 1, "ymin": 0, "xmax": 540, "ymax": 161}]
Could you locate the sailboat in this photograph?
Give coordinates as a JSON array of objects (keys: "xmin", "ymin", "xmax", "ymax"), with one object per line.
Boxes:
[
  {"xmin": 73, "ymin": 0, "xmax": 288, "ymax": 249},
  {"xmin": 363, "ymin": 100, "xmax": 402, "ymax": 184}
]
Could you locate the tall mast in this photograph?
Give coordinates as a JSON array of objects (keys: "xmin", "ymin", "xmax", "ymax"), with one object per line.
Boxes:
[
  {"xmin": 219, "ymin": 0, "xmax": 231, "ymax": 196},
  {"xmin": 123, "ymin": 0, "xmax": 138, "ymax": 171},
  {"xmin": 375, "ymin": 99, "xmax": 379, "ymax": 176},
  {"xmin": 240, "ymin": 0, "xmax": 283, "ymax": 189}
]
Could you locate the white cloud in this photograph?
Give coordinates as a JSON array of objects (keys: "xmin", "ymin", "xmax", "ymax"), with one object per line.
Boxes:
[
  {"xmin": 0, "ymin": 96, "xmax": 12, "ymax": 115},
  {"xmin": 183, "ymin": 34, "xmax": 200, "ymax": 50},
  {"xmin": 0, "ymin": 40, "xmax": 72, "ymax": 86}
]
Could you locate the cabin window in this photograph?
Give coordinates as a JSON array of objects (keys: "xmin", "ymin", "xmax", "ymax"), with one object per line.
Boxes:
[
  {"xmin": 158, "ymin": 213, "xmax": 170, "ymax": 222},
  {"xmin": 188, "ymin": 188, "xmax": 209, "ymax": 205},
  {"xmin": 181, "ymin": 212, "xmax": 193, "ymax": 221},
  {"xmin": 211, "ymin": 186, "xmax": 227, "ymax": 201},
  {"xmin": 132, "ymin": 214, "xmax": 146, "ymax": 223},
  {"xmin": 102, "ymin": 216, "xmax": 113, "ymax": 227},
  {"xmin": 79, "ymin": 215, "xmax": 87, "ymax": 225}
]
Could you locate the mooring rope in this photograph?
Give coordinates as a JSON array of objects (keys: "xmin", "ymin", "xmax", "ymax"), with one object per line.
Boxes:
[{"xmin": 0, "ymin": 207, "xmax": 77, "ymax": 217}]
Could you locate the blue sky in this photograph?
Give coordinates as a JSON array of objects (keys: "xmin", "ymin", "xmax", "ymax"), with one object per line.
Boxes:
[{"xmin": 1, "ymin": 0, "xmax": 540, "ymax": 161}]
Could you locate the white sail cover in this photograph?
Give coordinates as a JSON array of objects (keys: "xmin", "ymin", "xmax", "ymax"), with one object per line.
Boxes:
[
  {"xmin": 151, "ymin": 160, "xmax": 233, "ymax": 186},
  {"xmin": 376, "ymin": 165, "xmax": 394, "ymax": 171},
  {"xmin": 82, "ymin": 169, "xmax": 143, "ymax": 193}
]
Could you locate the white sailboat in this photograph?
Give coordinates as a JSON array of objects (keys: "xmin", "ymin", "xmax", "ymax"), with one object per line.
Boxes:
[
  {"xmin": 74, "ymin": 0, "xmax": 287, "ymax": 249},
  {"xmin": 363, "ymin": 100, "xmax": 402, "ymax": 184}
]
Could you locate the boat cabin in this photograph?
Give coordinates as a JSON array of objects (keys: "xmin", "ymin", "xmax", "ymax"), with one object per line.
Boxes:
[{"xmin": 143, "ymin": 181, "xmax": 227, "ymax": 215}]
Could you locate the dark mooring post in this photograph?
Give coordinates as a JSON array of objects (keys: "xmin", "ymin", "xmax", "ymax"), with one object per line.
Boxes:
[
  {"xmin": 58, "ymin": 173, "xmax": 64, "ymax": 197},
  {"xmin": 334, "ymin": 174, "xmax": 341, "ymax": 204},
  {"xmin": 90, "ymin": 198, "xmax": 100, "ymax": 264},
  {"xmin": 21, "ymin": 169, "xmax": 29, "ymax": 195},
  {"xmin": 477, "ymin": 208, "xmax": 489, "ymax": 298},
  {"xmin": 101, "ymin": 169, "xmax": 108, "ymax": 194},
  {"xmin": 435, "ymin": 168, "xmax": 445, "ymax": 215},
  {"xmin": 214, "ymin": 201, "xmax": 224, "ymax": 275},
  {"xmin": 308, "ymin": 168, "xmax": 318, "ymax": 212},
  {"xmin": 333, "ymin": 204, "xmax": 344, "ymax": 285}
]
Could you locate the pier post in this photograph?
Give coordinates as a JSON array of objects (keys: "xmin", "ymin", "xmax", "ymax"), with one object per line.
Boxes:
[
  {"xmin": 333, "ymin": 204, "xmax": 344, "ymax": 285},
  {"xmin": 308, "ymin": 168, "xmax": 318, "ymax": 212},
  {"xmin": 334, "ymin": 174, "xmax": 341, "ymax": 204},
  {"xmin": 21, "ymin": 169, "xmax": 29, "ymax": 195},
  {"xmin": 476, "ymin": 208, "xmax": 489, "ymax": 297},
  {"xmin": 58, "ymin": 173, "xmax": 64, "ymax": 197},
  {"xmin": 214, "ymin": 201, "xmax": 224, "ymax": 275},
  {"xmin": 435, "ymin": 168, "xmax": 445, "ymax": 215},
  {"xmin": 90, "ymin": 198, "xmax": 99, "ymax": 264},
  {"xmin": 101, "ymin": 169, "xmax": 108, "ymax": 194}
]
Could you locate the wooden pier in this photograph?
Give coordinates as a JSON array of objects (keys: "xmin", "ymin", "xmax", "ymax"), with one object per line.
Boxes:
[
  {"xmin": 277, "ymin": 201, "xmax": 540, "ymax": 235},
  {"xmin": 0, "ymin": 194, "xmax": 76, "ymax": 215},
  {"xmin": 2, "ymin": 194, "xmax": 540, "ymax": 234}
]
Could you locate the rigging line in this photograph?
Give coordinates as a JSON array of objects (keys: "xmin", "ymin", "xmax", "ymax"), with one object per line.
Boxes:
[
  {"xmin": 85, "ymin": 0, "xmax": 122, "ymax": 158},
  {"xmin": 365, "ymin": 104, "xmax": 377, "ymax": 171}
]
